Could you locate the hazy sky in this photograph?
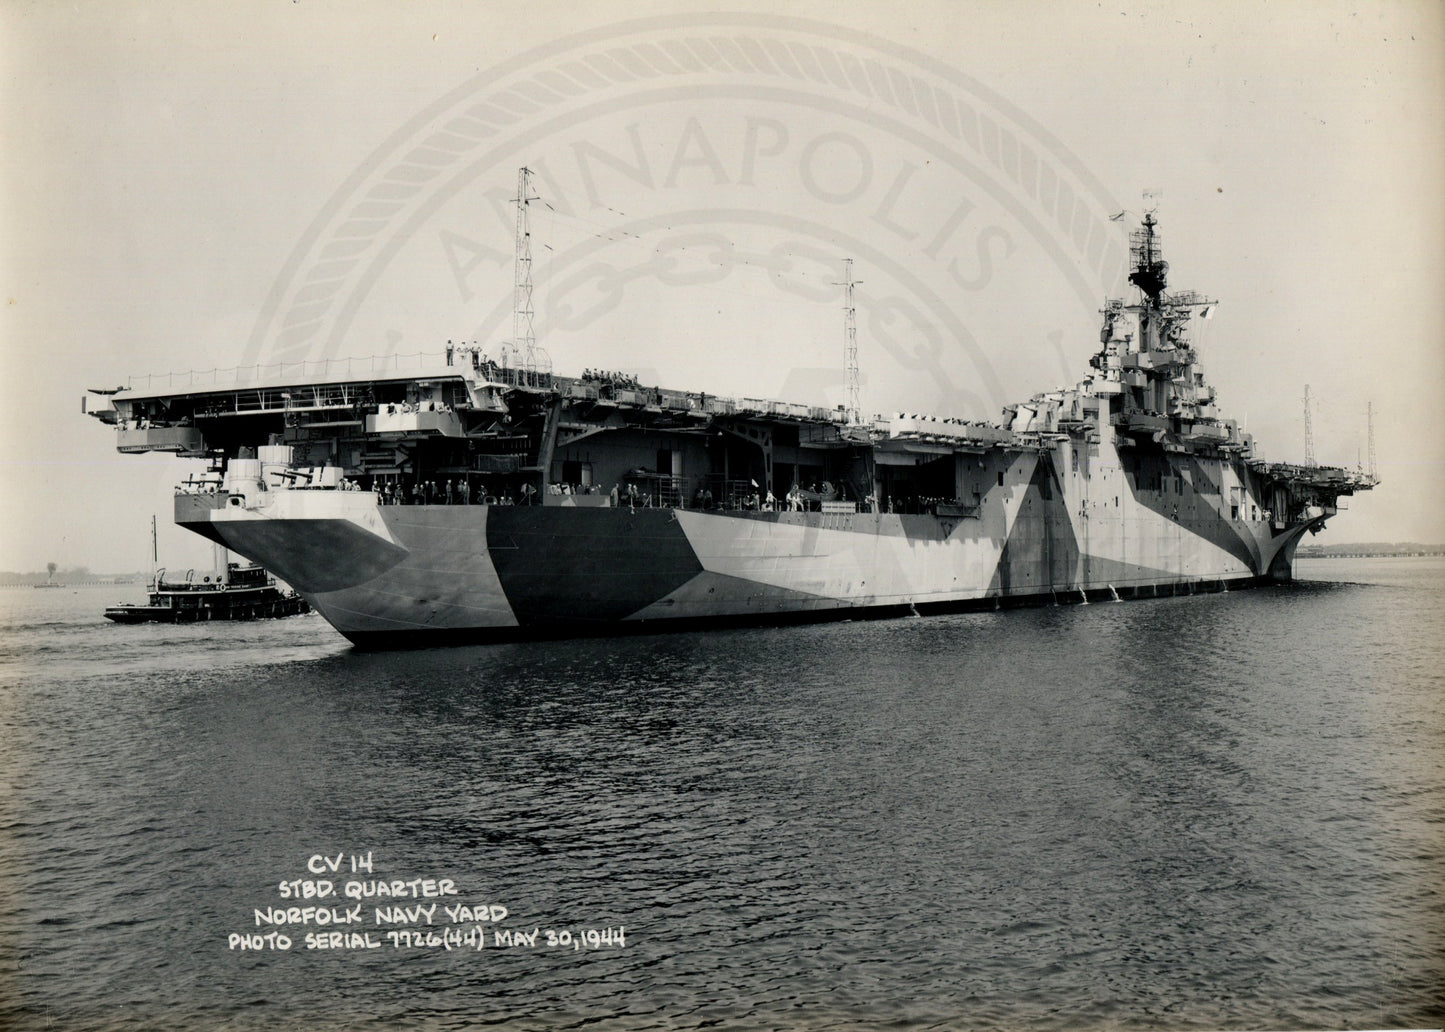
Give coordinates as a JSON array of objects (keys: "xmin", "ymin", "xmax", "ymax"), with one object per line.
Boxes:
[{"xmin": 3, "ymin": 0, "xmax": 1442, "ymax": 572}]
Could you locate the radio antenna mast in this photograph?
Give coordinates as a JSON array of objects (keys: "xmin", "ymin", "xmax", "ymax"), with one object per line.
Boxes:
[
  {"xmin": 513, "ymin": 167, "xmax": 537, "ymax": 385},
  {"xmin": 1303, "ymin": 385, "xmax": 1316, "ymax": 467},
  {"xmin": 836, "ymin": 258, "xmax": 861, "ymax": 425},
  {"xmin": 1367, "ymin": 400, "xmax": 1377, "ymax": 481}
]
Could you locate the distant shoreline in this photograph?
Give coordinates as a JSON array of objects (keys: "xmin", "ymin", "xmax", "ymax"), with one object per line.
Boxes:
[
  {"xmin": 1297, "ymin": 550, "xmax": 1445, "ymax": 560},
  {"xmin": 0, "ymin": 578, "xmax": 146, "ymax": 589}
]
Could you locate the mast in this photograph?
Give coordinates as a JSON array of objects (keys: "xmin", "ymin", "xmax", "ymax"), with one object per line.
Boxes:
[
  {"xmin": 838, "ymin": 258, "xmax": 861, "ymax": 425},
  {"xmin": 513, "ymin": 166, "xmax": 537, "ymax": 386},
  {"xmin": 1128, "ymin": 210, "xmax": 1169, "ymax": 303},
  {"xmin": 1303, "ymin": 385, "xmax": 1316, "ymax": 467},
  {"xmin": 1367, "ymin": 400, "xmax": 1377, "ymax": 481}
]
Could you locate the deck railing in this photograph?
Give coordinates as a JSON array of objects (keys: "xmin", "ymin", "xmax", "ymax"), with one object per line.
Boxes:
[{"xmin": 125, "ymin": 352, "xmax": 452, "ymax": 392}]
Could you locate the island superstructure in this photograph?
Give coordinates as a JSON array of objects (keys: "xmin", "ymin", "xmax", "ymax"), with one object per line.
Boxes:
[{"xmin": 87, "ymin": 212, "xmax": 1374, "ymax": 648}]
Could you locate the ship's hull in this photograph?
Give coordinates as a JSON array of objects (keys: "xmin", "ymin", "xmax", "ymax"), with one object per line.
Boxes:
[{"xmin": 178, "ymin": 446, "xmax": 1320, "ymax": 649}]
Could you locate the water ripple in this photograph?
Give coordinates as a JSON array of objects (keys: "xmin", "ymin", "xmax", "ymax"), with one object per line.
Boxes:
[{"xmin": 1, "ymin": 566, "xmax": 1442, "ymax": 1030}]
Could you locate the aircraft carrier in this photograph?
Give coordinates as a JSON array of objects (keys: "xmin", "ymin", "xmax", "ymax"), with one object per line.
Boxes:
[{"xmin": 87, "ymin": 207, "xmax": 1374, "ymax": 648}]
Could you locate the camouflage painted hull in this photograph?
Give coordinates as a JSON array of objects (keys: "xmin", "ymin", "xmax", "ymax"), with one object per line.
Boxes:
[{"xmin": 178, "ymin": 445, "xmax": 1318, "ymax": 650}]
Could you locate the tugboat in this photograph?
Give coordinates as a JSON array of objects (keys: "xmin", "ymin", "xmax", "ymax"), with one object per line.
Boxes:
[{"xmin": 104, "ymin": 519, "xmax": 309, "ymax": 623}]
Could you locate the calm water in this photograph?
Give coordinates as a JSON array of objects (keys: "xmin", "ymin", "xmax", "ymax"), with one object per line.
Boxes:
[{"xmin": 1, "ymin": 559, "xmax": 1442, "ymax": 1031}]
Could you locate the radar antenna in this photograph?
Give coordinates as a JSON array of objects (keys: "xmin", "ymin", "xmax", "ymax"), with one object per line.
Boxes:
[{"xmin": 1128, "ymin": 210, "xmax": 1169, "ymax": 301}]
